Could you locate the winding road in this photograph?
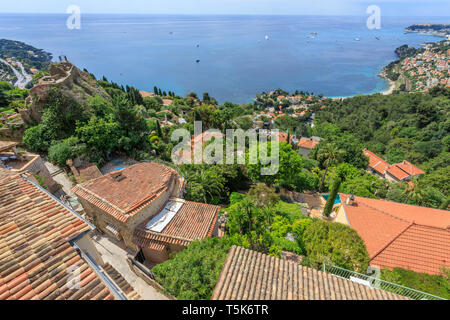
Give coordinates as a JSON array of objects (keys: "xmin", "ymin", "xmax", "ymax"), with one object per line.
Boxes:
[{"xmin": 0, "ymin": 58, "xmax": 32, "ymax": 88}]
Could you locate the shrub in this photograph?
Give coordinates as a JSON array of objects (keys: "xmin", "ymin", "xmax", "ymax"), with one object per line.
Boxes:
[
  {"xmin": 229, "ymin": 192, "xmax": 246, "ymax": 205},
  {"xmin": 23, "ymin": 124, "xmax": 53, "ymax": 152},
  {"xmin": 48, "ymin": 141, "xmax": 73, "ymax": 166},
  {"xmin": 152, "ymin": 238, "xmax": 231, "ymax": 300},
  {"xmin": 303, "ymin": 220, "xmax": 370, "ymax": 272},
  {"xmin": 381, "ymin": 267, "xmax": 450, "ymax": 299}
]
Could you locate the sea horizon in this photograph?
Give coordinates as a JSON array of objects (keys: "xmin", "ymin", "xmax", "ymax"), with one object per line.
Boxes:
[{"xmin": 0, "ymin": 13, "xmax": 448, "ymax": 103}]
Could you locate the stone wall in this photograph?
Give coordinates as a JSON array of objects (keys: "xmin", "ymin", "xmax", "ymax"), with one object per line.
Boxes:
[{"xmin": 126, "ymin": 255, "xmax": 176, "ymax": 300}]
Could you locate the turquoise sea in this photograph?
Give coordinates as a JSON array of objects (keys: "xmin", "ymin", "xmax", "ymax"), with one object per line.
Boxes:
[{"xmin": 0, "ymin": 14, "xmax": 448, "ymax": 103}]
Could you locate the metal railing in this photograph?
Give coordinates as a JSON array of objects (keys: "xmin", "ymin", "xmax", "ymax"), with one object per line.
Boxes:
[{"xmin": 323, "ymin": 264, "xmax": 446, "ymax": 300}]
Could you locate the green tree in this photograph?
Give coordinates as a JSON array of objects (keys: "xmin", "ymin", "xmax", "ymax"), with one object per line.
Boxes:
[
  {"xmin": 313, "ymin": 142, "xmax": 345, "ymax": 192},
  {"xmin": 76, "ymin": 115, "xmax": 121, "ymax": 155},
  {"xmin": 22, "ymin": 124, "xmax": 54, "ymax": 152},
  {"xmin": 323, "ymin": 176, "xmax": 342, "ymax": 217},
  {"xmin": 152, "ymin": 238, "xmax": 231, "ymax": 300},
  {"xmin": 48, "ymin": 140, "xmax": 73, "ymax": 166},
  {"xmin": 247, "ymin": 183, "xmax": 279, "ymax": 208},
  {"xmin": 302, "ymin": 220, "xmax": 370, "ymax": 272}
]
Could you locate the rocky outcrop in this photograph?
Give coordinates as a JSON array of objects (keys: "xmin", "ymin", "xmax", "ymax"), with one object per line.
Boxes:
[{"xmin": 19, "ymin": 61, "xmax": 110, "ymax": 125}]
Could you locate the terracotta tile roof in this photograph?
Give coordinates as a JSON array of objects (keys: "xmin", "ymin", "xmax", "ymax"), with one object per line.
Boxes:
[
  {"xmin": 392, "ymin": 160, "xmax": 425, "ymax": 176},
  {"xmin": 77, "ymin": 163, "xmax": 103, "ymax": 181},
  {"xmin": 72, "ymin": 162, "xmax": 179, "ymax": 223},
  {"xmin": 363, "ymin": 149, "xmax": 389, "ymax": 175},
  {"xmin": 0, "ymin": 169, "xmax": 115, "ymax": 300},
  {"xmin": 192, "ymin": 131, "xmax": 224, "ymax": 146},
  {"xmin": 133, "ymin": 200, "xmax": 219, "ymax": 249},
  {"xmin": 139, "ymin": 90, "xmax": 154, "ymax": 98},
  {"xmin": 298, "ymin": 137, "xmax": 319, "ymax": 150},
  {"xmin": 340, "ymin": 194, "xmax": 450, "ymax": 274},
  {"xmin": 211, "ymin": 246, "xmax": 406, "ymax": 300},
  {"xmin": 371, "ymin": 225, "xmax": 450, "ymax": 275},
  {"xmin": 276, "ymin": 132, "xmax": 289, "ymax": 143},
  {"xmin": 103, "ymin": 263, "xmax": 141, "ymax": 300},
  {"xmin": 386, "ymin": 164, "xmax": 410, "ymax": 181}
]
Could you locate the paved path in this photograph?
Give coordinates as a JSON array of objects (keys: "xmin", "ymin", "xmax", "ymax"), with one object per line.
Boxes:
[
  {"xmin": 92, "ymin": 235, "xmax": 169, "ymax": 300},
  {"xmin": 44, "ymin": 161, "xmax": 74, "ymax": 195}
]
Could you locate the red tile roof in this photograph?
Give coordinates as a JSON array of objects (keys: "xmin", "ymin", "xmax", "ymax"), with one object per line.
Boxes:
[
  {"xmin": 276, "ymin": 132, "xmax": 289, "ymax": 143},
  {"xmin": 139, "ymin": 90, "xmax": 154, "ymax": 98},
  {"xmin": 72, "ymin": 162, "xmax": 180, "ymax": 223},
  {"xmin": 0, "ymin": 169, "xmax": 115, "ymax": 300},
  {"xmin": 385, "ymin": 164, "xmax": 410, "ymax": 181},
  {"xmin": 211, "ymin": 246, "xmax": 407, "ymax": 300},
  {"xmin": 392, "ymin": 160, "xmax": 425, "ymax": 176},
  {"xmin": 133, "ymin": 200, "xmax": 219, "ymax": 249},
  {"xmin": 340, "ymin": 194, "xmax": 450, "ymax": 275},
  {"xmin": 298, "ymin": 137, "xmax": 319, "ymax": 150},
  {"xmin": 363, "ymin": 150, "xmax": 424, "ymax": 181},
  {"xmin": 363, "ymin": 149, "xmax": 389, "ymax": 175},
  {"xmin": 76, "ymin": 163, "xmax": 103, "ymax": 181},
  {"xmin": 371, "ymin": 224, "xmax": 449, "ymax": 275}
]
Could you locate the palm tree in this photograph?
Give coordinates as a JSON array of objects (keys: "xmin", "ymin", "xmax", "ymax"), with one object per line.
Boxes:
[
  {"xmin": 404, "ymin": 177, "xmax": 425, "ymax": 205},
  {"xmin": 317, "ymin": 143, "xmax": 345, "ymax": 192},
  {"xmin": 194, "ymin": 168, "xmax": 225, "ymax": 203},
  {"xmin": 235, "ymin": 198, "xmax": 256, "ymax": 234}
]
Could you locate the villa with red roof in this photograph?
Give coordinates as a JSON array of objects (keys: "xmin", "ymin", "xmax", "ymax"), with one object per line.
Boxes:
[
  {"xmin": 73, "ymin": 162, "xmax": 220, "ymax": 264},
  {"xmin": 363, "ymin": 149, "xmax": 425, "ymax": 182},
  {"xmin": 275, "ymin": 132, "xmax": 320, "ymax": 157},
  {"xmin": 335, "ymin": 194, "xmax": 450, "ymax": 275},
  {"xmin": 298, "ymin": 137, "xmax": 320, "ymax": 157},
  {"xmin": 385, "ymin": 160, "xmax": 425, "ymax": 182}
]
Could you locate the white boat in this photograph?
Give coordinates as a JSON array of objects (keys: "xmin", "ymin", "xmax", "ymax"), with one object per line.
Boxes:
[
  {"xmin": 265, "ymin": 35, "xmax": 269, "ymax": 40},
  {"xmin": 355, "ymin": 37, "xmax": 361, "ymax": 41}
]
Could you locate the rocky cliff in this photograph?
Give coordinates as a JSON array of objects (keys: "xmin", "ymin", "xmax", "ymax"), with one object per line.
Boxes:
[{"xmin": 20, "ymin": 61, "xmax": 110, "ymax": 125}]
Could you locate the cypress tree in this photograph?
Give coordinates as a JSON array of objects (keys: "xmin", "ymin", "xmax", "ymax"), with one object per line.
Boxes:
[
  {"xmin": 323, "ymin": 177, "xmax": 342, "ymax": 217},
  {"xmin": 156, "ymin": 119, "xmax": 162, "ymax": 138}
]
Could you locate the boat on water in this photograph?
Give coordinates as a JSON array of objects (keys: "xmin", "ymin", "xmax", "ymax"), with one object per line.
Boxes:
[
  {"xmin": 355, "ymin": 37, "xmax": 361, "ymax": 41},
  {"xmin": 196, "ymin": 59, "xmax": 200, "ymax": 63},
  {"xmin": 265, "ymin": 35, "xmax": 269, "ymax": 40}
]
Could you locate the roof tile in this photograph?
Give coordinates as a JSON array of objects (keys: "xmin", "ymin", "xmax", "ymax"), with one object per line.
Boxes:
[{"xmin": 212, "ymin": 246, "xmax": 407, "ymax": 300}]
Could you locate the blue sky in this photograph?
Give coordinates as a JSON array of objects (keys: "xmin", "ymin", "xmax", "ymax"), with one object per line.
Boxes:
[{"xmin": 1, "ymin": 0, "xmax": 449, "ymax": 16}]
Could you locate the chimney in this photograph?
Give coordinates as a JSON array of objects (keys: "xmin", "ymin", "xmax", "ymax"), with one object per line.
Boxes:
[
  {"xmin": 346, "ymin": 194, "xmax": 355, "ymax": 206},
  {"xmin": 111, "ymin": 171, "xmax": 126, "ymax": 182}
]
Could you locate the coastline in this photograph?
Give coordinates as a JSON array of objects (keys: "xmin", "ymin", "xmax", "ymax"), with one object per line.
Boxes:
[{"xmin": 378, "ymin": 71, "xmax": 396, "ymax": 95}]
